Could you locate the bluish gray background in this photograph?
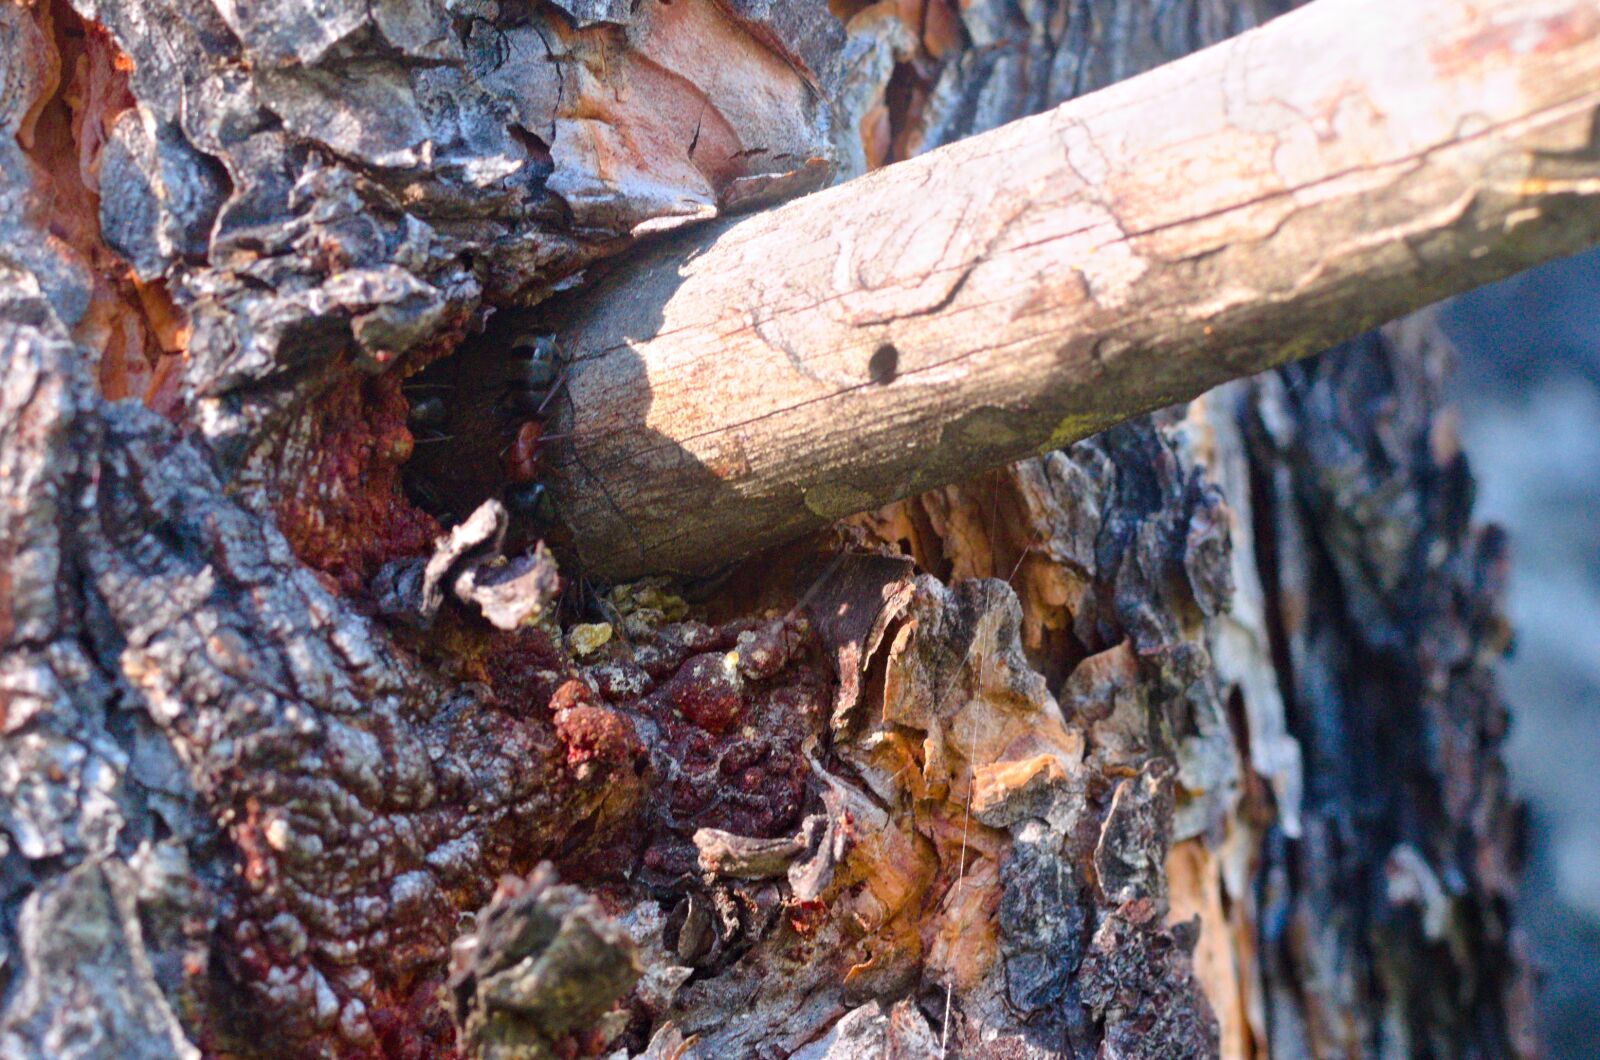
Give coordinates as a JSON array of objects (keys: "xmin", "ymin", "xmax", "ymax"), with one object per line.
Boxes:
[{"xmin": 1443, "ymin": 246, "xmax": 1600, "ymax": 1057}]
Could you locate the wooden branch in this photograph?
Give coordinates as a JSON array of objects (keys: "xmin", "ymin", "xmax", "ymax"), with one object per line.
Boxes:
[{"xmin": 546, "ymin": 0, "xmax": 1600, "ymax": 579}]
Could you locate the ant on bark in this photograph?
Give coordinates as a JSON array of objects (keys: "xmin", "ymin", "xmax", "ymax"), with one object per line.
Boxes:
[
  {"xmin": 397, "ymin": 324, "xmax": 649, "ymax": 583},
  {"xmin": 495, "ymin": 334, "xmax": 647, "ymax": 567},
  {"xmin": 399, "ymin": 329, "xmax": 570, "ymax": 535},
  {"xmin": 498, "ymin": 334, "xmax": 569, "ymax": 528}
]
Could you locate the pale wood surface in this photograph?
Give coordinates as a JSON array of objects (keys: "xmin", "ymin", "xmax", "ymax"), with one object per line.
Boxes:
[{"xmin": 543, "ymin": 0, "xmax": 1600, "ymax": 579}]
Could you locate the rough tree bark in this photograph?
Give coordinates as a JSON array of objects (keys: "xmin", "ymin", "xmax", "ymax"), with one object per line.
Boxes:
[{"xmin": 0, "ymin": 1, "xmax": 1541, "ymax": 1059}]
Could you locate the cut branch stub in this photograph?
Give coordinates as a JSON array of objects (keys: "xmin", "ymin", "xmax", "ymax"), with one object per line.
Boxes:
[{"xmin": 540, "ymin": 0, "xmax": 1600, "ymax": 579}]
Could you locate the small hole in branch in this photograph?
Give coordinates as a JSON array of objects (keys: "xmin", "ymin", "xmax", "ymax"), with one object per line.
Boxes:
[{"xmin": 869, "ymin": 343, "xmax": 899, "ymax": 385}]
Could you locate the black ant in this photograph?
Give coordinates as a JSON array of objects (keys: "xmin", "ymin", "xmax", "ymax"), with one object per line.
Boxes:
[
  {"xmin": 495, "ymin": 336, "xmax": 648, "ymax": 566},
  {"xmin": 395, "ymin": 326, "xmax": 643, "ymax": 570},
  {"xmin": 398, "ymin": 327, "xmax": 594, "ymax": 548},
  {"xmin": 497, "ymin": 335, "xmax": 569, "ymax": 529}
]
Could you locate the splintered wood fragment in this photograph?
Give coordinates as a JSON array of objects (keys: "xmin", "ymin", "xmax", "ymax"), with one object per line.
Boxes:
[
  {"xmin": 693, "ymin": 826, "xmax": 810, "ymax": 879},
  {"xmin": 545, "ymin": 0, "xmax": 1600, "ymax": 579}
]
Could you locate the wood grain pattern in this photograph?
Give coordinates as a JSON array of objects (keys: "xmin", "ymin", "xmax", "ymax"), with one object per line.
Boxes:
[{"xmin": 544, "ymin": 0, "xmax": 1600, "ymax": 579}]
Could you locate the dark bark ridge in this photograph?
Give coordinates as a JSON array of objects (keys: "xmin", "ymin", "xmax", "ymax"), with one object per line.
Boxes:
[{"xmin": 1239, "ymin": 319, "xmax": 1530, "ymax": 1057}]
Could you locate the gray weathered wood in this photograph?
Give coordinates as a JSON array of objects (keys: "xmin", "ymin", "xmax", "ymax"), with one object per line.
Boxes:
[{"xmin": 546, "ymin": 0, "xmax": 1600, "ymax": 579}]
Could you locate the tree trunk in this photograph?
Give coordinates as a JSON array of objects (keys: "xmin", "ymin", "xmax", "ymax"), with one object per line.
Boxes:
[
  {"xmin": 536, "ymin": 0, "xmax": 1600, "ymax": 580},
  {"xmin": 0, "ymin": 1, "xmax": 1538, "ymax": 1059}
]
